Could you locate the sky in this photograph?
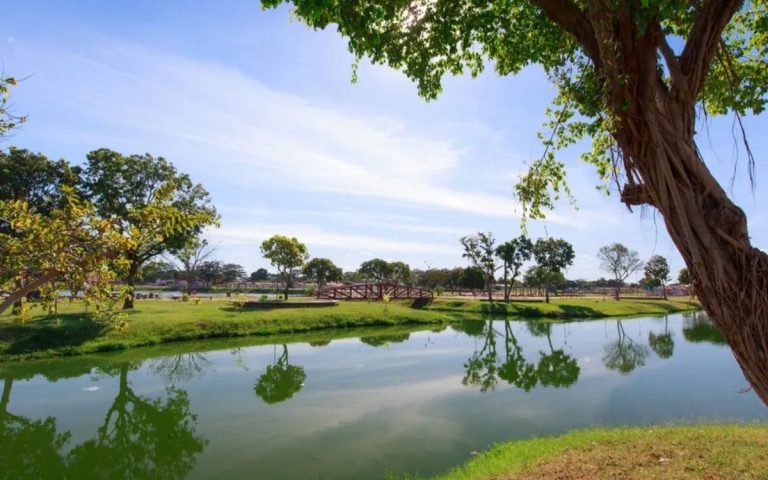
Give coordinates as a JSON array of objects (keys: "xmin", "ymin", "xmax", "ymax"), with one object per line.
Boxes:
[{"xmin": 2, "ymin": 1, "xmax": 766, "ymax": 281}]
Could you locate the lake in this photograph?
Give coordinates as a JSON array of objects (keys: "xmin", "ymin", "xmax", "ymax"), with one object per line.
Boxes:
[{"xmin": 1, "ymin": 312, "xmax": 764, "ymax": 479}]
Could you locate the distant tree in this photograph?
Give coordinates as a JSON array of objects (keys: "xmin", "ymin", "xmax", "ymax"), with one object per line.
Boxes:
[
  {"xmin": 260, "ymin": 235, "xmax": 309, "ymax": 299},
  {"xmin": 419, "ymin": 268, "xmax": 450, "ymax": 289},
  {"xmin": 388, "ymin": 261, "xmax": 412, "ymax": 284},
  {"xmin": 643, "ymin": 255, "xmax": 671, "ymax": 299},
  {"xmin": 495, "ymin": 235, "xmax": 533, "ymax": 302},
  {"xmin": 447, "ymin": 267, "xmax": 464, "ymax": 292},
  {"xmin": 140, "ymin": 260, "xmax": 178, "ymax": 284},
  {"xmin": 197, "ymin": 261, "xmax": 224, "ymax": 287},
  {"xmin": 0, "ymin": 147, "xmax": 81, "ymax": 216},
  {"xmin": 678, "ymin": 268, "xmax": 691, "ymax": 285},
  {"xmin": 342, "ymin": 271, "xmax": 362, "ymax": 283},
  {"xmin": 597, "ymin": 243, "xmax": 643, "ymax": 300},
  {"xmin": 358, "ymin": 258, "xmax": 392, "ymax": 284},
  {"xmin": 460, "ymin": 266, "xmax": 485, "ymax": 292},
  {"xmin": 523, "ymin": 266, "xmax": 565, "ymax": 290},
  {"xmin": 169, "ymin": 237, "xmax": 216, "ymax": 293},
  {"xmin": 531, "ymin": 238, "xmax": 574, "ymax": 303},
  {"xmin": 302, "ymin": 257, "xmax": 343, "ymax": 288},
  {"xmin": 249, "ymin": 268, "xmax": 269, "ymax": 282},
  {"xmin": 80, "ymin": 149, "xmax": 217, "ymax": 309},
  {"xmin": 221, "ymin": 263, "xmax": 246, "ymax": 283},
  {"xmin": 460, "ymin": 232, "xmax": 498, "ymax": 301}
]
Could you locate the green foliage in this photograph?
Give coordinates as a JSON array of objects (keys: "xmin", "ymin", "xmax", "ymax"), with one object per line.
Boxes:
[
  {"xmin": 358, "ymin": 258, "xmax": 392, "ymax": 283},
  {"xmin": 254, "ymin": 345, "xmax": 306, "ymax": 404},
  {"xmin": 302, "ymin": 257, "xmax": 343, "ymax": 287},
  {"xmin": 644, "ymin": 255, "xmax": 671, "ymax": 288},
  {"xmin": 250, "ymin": 268, "xmax": 269, "ymax": 281},
  {"xmin": 0, "ymin": 147, "xmax": 81, "ymax": 216},
  {"xmin": 459, "ymin": 266, "xmax": 485, "ymax": 290},
  {"xmin": 678, "ymin": 267, "xmax": 690, "ymax": 285},
  {"xmin": 460, "ymin": 233, "xmax": 498, "ymax": 298}
]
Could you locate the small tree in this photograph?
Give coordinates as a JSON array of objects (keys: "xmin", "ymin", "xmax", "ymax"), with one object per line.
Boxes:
[
  {"xmin": 358, "ymin": 258, "xmax": 393, "ymax": 284},
  {"xmin": 495, "ymin": 235, "xmax": 533, "ymax": 302},
  {"xmin": 460, "ymin": 233, "xmax": 498, "ymax": 302},
  {"xmin": 531, "ymin": 238, "xmax": 575, "ymax": 303},
  {"xmin": 260, "ymin": 235, "xmax": 309, "ymax": 299},
  {"xmin": 644, "ymin": 255, "xmax": 671, "ymax": 299},
  {"xmin": 597, "ymin": 243, "xmax": 644, "ymax": 300},
  {"xmin": 250, "ymin": 268, "xmax": 269, "ymax": 282},
  {"xmin": 678, "ymin": 268, "xmax": 691, "ymax": 286},
  {"xmin": 169, "ymin": 237, "xmax": 216, "ymax": 293},
  {"xmin": 302, "ymin": 257, "xmax": 343, "ymax": 288},
  {"xmin": 198, "ymin": 261, "xmax": 224, "ymax": 287}
]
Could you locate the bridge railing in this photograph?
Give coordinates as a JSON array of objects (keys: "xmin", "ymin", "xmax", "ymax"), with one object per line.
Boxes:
[{"xmin": 316, "ymin": 283, "xmax": 432, "ymax": 300}]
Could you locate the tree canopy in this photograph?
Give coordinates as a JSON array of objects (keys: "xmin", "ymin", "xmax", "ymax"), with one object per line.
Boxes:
[
  {"xmin": 597, "ymin": 243, "xmax": 644, "ymax": 299},
  {"xmin": 302, "ymin": 257, "xmax": 343, "ymax": 287},
  {"xmin": 261, "ymin": 235, "xmax": 309, "ymax": 297}
]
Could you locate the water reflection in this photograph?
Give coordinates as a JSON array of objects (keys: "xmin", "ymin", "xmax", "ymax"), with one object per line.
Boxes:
[
  {"xmin": 149, "ymin": 353, "xmax": 211, "ymax": 384},
  {"xmin": 461, "ymin": 321, "xmax": 580, "ymax": 393},
  {"xmin": 603, "ymin": 321, "xmax": 650, "ymax": 373},
  {"xmin": 68, "ymin": 362, "xmax": 207, "ymax": 479},
  {"xmin": 0, "ymin": 378, "xmax": 70, "ymax": 479},
  {"xmin": 648, "ymin": 316, "xmax": 675, "ymax": 359},
  {"xmin": 360, "ymin": 333, "xmax": 411, "ymax": 347},
  {"xmin": 254, "ymin": 344, "xmax": 306, "ymax": 405},
  {"xmin": 0, "ymin": 361, "xmax": 207, "ymax": 479},
  {"xmin": 682, "ymin": 311, "xmax": 726, "ymax": 345}
]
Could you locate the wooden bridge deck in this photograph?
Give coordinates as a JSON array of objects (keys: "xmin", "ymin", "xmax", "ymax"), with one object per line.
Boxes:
[{"xmin": 316, "ymin": 283, "xmax": 432, "ymax": 300}]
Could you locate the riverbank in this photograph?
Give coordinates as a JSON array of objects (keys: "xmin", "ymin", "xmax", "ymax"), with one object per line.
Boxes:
[
  {"xmin": 0, "ymin": 297, "xmax": 699, "ymax": 361},
  {"xmin": 402, "ymin": 424, "xmax": 768, "ymax": 480}
]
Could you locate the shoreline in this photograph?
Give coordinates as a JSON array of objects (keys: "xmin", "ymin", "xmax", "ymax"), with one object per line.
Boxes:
[{"xmin": 0, "ymin": 297, "xmax": 700, "ymax": 362}]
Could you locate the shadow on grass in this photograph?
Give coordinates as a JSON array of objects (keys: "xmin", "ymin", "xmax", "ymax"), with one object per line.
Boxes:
[
  {"xmin": 0, "ymin": 313, "xmax": 108, "ymax": 355},
  {"xmin": 556, "ymin": 304, "xmax": 602, "ymax": 318}
]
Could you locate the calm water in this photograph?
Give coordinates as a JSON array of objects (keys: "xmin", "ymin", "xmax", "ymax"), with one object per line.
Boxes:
[{"xmin": 1, "ymin": 312, "xmax": 764, "ymax": 479}]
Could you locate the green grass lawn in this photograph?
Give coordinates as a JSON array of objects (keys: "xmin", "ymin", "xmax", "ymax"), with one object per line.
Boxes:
[
  {"xmin": 397, "ymin": 424, "xmax": 768, "ymax": 480},
  {"xmin": 0, "ymin": 296, "xmax": 699, "ymax": 361}
]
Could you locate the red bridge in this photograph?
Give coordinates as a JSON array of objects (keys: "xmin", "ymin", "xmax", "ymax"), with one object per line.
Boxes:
[{"xmin": 315, "ymin": 283, "xmax": 433, "ymax": 300}]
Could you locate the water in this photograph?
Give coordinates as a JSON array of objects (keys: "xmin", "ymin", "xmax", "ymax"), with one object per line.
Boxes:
[{"xmin": 1, "ymin": 312, "xmax": 764, "ymax": 479}]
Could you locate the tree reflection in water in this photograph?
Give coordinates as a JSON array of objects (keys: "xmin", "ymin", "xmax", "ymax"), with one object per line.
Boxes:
[
  {"xmin": 149, "ymin": 353, "xmax": 211, "ymax": 384},
  {"xmin": 0, "ymin": 377, "xmax": 70, "ymax": 479},
  {"xmin": 461, "ymin": 320, "xmax": 580, "ymax": 393},
  {"xmin": 648, "ymin": 316, "xmax": 675, "ymax": 359},
  {"xmin": 254, "ymin": 344, "xmax": 306, "ymax": 405},
  {"xmin": 359, "ymin": 333, "xmax": 410, "ymax": 347},
  {"xmin": 682, "ymin": 311, "xmax": 726, "ymax": 345},
  {"xmin": 67, "ymin": 362, "xmax": 208, "ymax": 479},
  {"xmin": 603, "ymin": 321, "xmax": 650, "ymax": 373}
]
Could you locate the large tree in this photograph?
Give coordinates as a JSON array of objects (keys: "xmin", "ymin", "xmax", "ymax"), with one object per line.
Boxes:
[
  {"xmin": 263, "ymin": 0, "xmax": 768, "ymax": 402},
  {"xmin": 495, "ymin": 235, "xmax": 533, "ymax": 302},
  {"xmin": 531, "ymin": 237, "xmax": 575, "ymax": 302},
  {"xmin": 80, "ymin": 149, "xmax": 218, "ymax": 309},
  {"xmin": 460, "ymin": 232, "xmax": 498, "ymax": 301},
  {"xmin": 302, "ymin": 257, "xmax": 343, "ymax": 288},
  {"xmin": 260, "ymin": 235, "xmax": 309, "ymax": 298},
  {"xmin": 597, "ymin": 243, "xmax": 644, "ymax": 299}
]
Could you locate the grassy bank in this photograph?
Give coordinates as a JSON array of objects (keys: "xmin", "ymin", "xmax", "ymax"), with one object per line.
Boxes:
[
  {"xmin": 400, "ymin": 424, "xmax": 768, "ymax": 480},
  {"xmin": 426, "ymin": 296, "xmax": 699, "ymax": 318},
  {"xmin": 0, "ymin": 296, "xmax": 699, "ymax": 361}
]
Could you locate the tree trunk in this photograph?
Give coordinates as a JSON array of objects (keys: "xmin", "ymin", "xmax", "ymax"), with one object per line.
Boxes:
[
  {"xmin": 662, "ymin": 281, "xmax": 667, "ymax": 300},
  {"xmin": 123, "ymin": 261, "xmax": 140, "ymax": 310},
  {"xmin": 618, "ymin": 88, "xmax": 768, "ymax": 404},
  {"xmin": 614, "ymin": 283, "xmax": 620, "ymax": 301},
  {"xmin": 544, "ymin": 285, "xmax": 550, "ymax": 303}
]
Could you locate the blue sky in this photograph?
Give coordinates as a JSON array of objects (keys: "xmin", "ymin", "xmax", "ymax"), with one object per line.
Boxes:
[{"xmin": 2, "ymin": 1, "xmax": 766, "ymax": 281}]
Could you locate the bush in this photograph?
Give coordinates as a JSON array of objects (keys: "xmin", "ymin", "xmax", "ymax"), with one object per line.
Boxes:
[{"xmin": 182, "ymin": 292, "xmax": 190, "ymax": 302}]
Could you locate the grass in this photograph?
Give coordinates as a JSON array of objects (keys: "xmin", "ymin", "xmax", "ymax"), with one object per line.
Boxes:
[
  {"xmin": 425, "ymin": 296, "xmax": 700, "ymax": 319},
  {"xmin": 397, "ymin": 424, "xmax": 768, "ymax": 480},
  {"xmin": 0, "ymin": 296, "xmax": 699, "ymax": 361}
]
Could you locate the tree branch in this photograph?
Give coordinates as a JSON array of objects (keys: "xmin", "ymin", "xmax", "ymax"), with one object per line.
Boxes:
[
  {"xmin": 679, "ymin": 0, "xmax": 744, "ymax": 96},
  {"xmin": 0, "ymin": 270, "xmax": 61, "ymax": 315},
  {"xmin": 529, "ymin": 0, "xmax": 601, "ymax": 66}
]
